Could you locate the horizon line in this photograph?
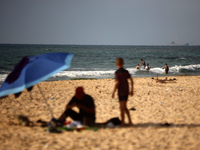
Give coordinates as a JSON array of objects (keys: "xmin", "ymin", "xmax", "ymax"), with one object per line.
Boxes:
[{"xmin": 0, "ymin": 43, "xmax": 199, "ymax": 46}]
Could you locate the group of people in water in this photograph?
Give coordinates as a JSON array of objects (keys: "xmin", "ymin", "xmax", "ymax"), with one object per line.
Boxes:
[{"xmin": 136, "ymin": 59, "xmax": 169, "ymax": 74}]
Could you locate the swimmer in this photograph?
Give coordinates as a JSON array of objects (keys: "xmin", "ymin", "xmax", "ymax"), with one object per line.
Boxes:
[
  {"xmin": 146, "ymin": 64, "xmax": 151, "ymax": 71},
  {"xmin": 163, "ymin": 63, "xmax": 169, "ymax": 74},
  {"xmin": 141, "ymin": 59, "xmax": 146, "ymax": 69},
  {"xmin": 136, "ymin": 64, "xmax": 140, "ymax": 69}
]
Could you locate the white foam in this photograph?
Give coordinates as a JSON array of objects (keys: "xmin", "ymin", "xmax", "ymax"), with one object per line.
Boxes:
[
  {"xmin": 126, "ymin": 68, "xmax": 139, "ymax": 74},
  {"xmin": 149, "ymin": 67, "xmax": 165, "ymax": 74},
  {"xmin": 0, "ymin": 64, "xmax": 200, "ymax": 81},
  {"xmin": 53, "ymin": 70, "xmax": 115, "ymax": 78},
  {"xmin": 0, "ymin": 74, "xmax": 8, "ymax": 81},
  {"xmin": 170, "ymin": 64, "xmax": 200, "ymax": 73}
]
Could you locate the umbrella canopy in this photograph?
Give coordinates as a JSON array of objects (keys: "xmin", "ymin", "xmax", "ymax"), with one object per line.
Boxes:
[{"xmin": 0, "ymin": 52, "xmax": 74, "ymax": 97}]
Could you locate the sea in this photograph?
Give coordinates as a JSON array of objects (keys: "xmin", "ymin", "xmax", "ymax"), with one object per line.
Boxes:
[{"xmin": 0, "ymin": 44, "xmax": 200, "ymax": 84}]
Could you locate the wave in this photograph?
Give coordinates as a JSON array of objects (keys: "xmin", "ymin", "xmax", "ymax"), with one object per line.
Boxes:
[
  {"xmin": 0, "ymin": 64, "xmax": 200, "ymax": 81},
  {"xmin": 51, "ymin": 64, "xmax": 200, "ymax": 78},
  {"xmin": 53, "ymin": 70, "xmax": 115, "ymax": 79},
  {"xmin": 141, "ymin": 64, "xmax": 200, "ymax": 74},
  {"xmin": 0, "ymin": 74, "xmax": 9, "ymax": 82},
  {"xmin": 170, "ymin": 64, "xmax": 200, "ymax": 72}
]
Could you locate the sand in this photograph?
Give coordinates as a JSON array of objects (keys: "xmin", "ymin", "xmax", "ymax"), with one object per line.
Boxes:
[{"xmin": 0, "ymin": 76, "xmax": 200, "ymax": 150}]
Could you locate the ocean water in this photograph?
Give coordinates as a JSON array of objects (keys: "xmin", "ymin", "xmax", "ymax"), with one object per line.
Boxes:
[{"xmin": 0, "ymin": 44, "xmax": 200, "ymax": 83}]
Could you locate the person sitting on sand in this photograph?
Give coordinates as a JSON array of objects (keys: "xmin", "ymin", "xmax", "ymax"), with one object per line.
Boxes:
[
  {"xmin": 141, "ymin": 59, "xmax": 146, "ymax": 69},
  {"xmin": 136, "ymin": 64, "xmax": 140, "ymax": 69},
  {"xmin": 163, "ymin": 63, "xmax": 169, "ymax": 74},
  {"xmin": 145, "ymin": 63, "xmax": 151, "ymax": 71},
  {"xmin": 112, "ymin": 58, "xmax": 133, "ymax": 126},
  {"xmin": 58, "ymin": 87, "xmax": 96, "ymax": 126}
]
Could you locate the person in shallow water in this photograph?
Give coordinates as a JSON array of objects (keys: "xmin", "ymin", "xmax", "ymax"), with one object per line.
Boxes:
[
  {"xmin": 58, "ymin": 87, "xmax": 96, "ymax": 126},
  {"xmin": 163, "ymin": 63, "xmax": 169, "ymax": 74},
  {"xmin": 141, "ymin": 59, "xmax": 146, "ymax": 69},
  {"xmin": 145, "ymin": 64, "xmax": 151, "ymax": 71},
  {"xmin": 136, "ymin": 64, "xmax": 140, "ymax": 69}
]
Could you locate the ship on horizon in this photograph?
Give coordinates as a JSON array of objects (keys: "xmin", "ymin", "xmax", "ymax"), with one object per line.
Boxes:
[{"xmin": 168, "ymin": 41, "xmax": 189, "ymax": 46}]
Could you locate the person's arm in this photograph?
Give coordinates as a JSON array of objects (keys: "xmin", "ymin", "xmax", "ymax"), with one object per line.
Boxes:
[
  {"xmin": 74, "ymin": 96, "xmax": 95, "ymax": 114},
  {"xmin": 67, "ymin": 102, "xmax": 95, "ymax": 113},
  {"xmin": 129, "ymin": 77, "xmax": 134, "ymax": 96},
  {"xmin": 75, "ymin": 104, "xmax": 95, "ymax": 113},
  {"xmin": 65, "ymin": 97, "xmax": 76, "ymax": 109},
  {"xmin": 112, "ymin": 80, "xmax": 119, "ymax": 98},
  {"xmin": 66, "ymin": 103, "xmax": 75, "ymax": 109}
]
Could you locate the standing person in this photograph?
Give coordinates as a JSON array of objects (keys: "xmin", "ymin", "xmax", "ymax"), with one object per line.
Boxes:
[
  {"xmin": 163, "ymin": 63, "xmax": 169, "ymax": 74},
  {"xmin": 141, "ymin": 59, "xmax": 146, "ymax": 69},
  {"xmin": 112, "ymin": 58, "xmax": 133, "ymax": 126},
  {"xmin": 58, "ymin": 87, "xmax": 96, "ymax": 126}
]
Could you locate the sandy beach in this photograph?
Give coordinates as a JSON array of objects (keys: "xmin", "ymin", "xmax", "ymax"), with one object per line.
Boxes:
[{"xmin": 0, "ymin": 76, "xmax": 200, "ymax": 150}]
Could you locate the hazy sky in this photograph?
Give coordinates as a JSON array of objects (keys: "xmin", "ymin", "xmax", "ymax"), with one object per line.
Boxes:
[{"xmin": 0, "ymin": 0, "xmax": 200, "ymax": 45}]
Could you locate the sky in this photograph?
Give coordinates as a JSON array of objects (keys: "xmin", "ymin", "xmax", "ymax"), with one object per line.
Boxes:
[{"xmin": 0, "ymin": 0, "xmax": 200, "ymax": 45}]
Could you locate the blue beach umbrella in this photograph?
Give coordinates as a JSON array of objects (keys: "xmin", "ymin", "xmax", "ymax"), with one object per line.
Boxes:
[{"xmin": 0, "ymin": 53, "xmax": 74, "ymax": 117}]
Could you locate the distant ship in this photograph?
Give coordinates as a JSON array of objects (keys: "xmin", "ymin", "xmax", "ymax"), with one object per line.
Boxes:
[{"xmin": 168, "ymin": 41, "xmax": 189, "ymax": 46}]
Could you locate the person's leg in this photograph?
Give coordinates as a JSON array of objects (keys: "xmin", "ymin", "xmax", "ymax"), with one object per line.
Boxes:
[
  {"xmin": 119, "ymin": 101, "xmax": 126, "ymax": 126},
  {"xmin": 58, "ymin": 112, "xmax": 67, "ymax": 121},
  {"xmin": 58, "ymin": 109, "xmax": 82, "ymax": 122},
  {"xmin": 83, "ymin": 117, "xmax": 95, "ymax": 126},
  {"xmin": 124, "ymin": 100, "xmax": 133, "ymax": 125}
]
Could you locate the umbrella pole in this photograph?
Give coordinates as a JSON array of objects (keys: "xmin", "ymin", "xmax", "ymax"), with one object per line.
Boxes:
[{"xmin": 37, "ymin": 84, "xmax": 54, "ymax": 119}]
